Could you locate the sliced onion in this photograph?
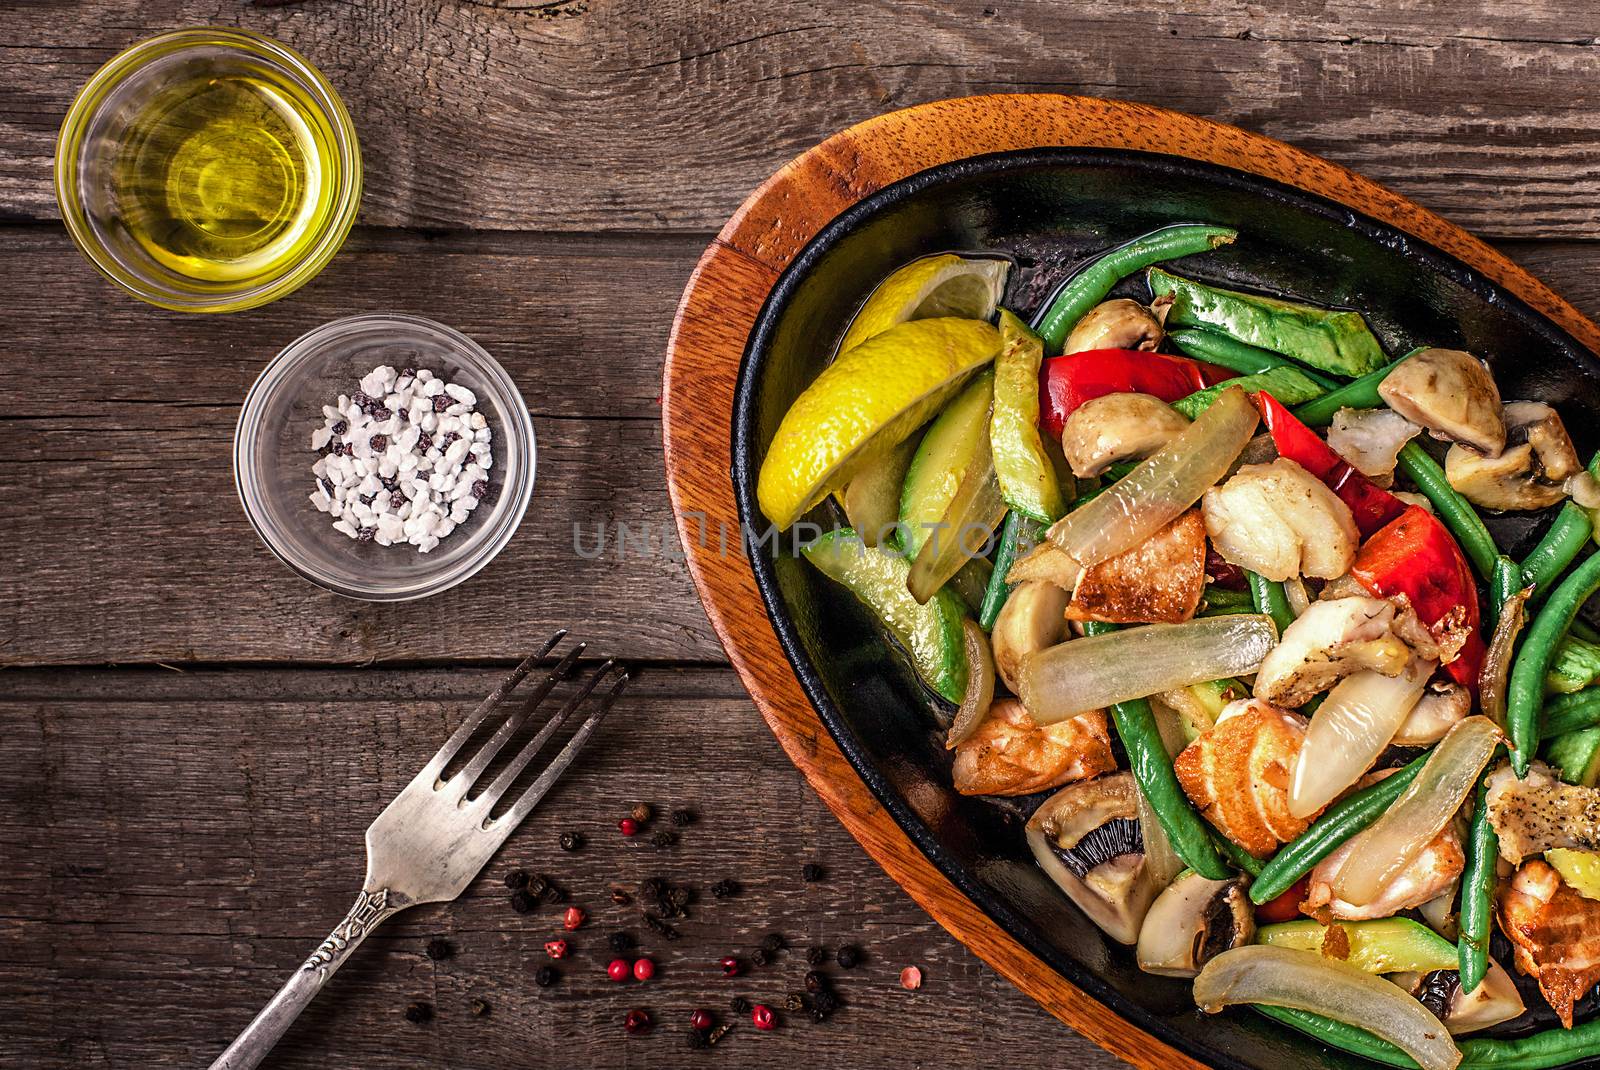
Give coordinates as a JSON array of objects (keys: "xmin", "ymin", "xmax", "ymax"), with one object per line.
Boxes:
[
  {"xmin": 1017, "ymin": 614, "xmax": 1277, "ymax": 725},
  {"xmin": 1046, "ymin": 386, "xmax": 1257, "ymax": 569},
  {"xmin": 1330, "ymin": 716, "xmax": 1501, "ymax": 907},
  {"xmin": 1288, "ymin": 660, "xmax": 1433, "ymax": 819},
  {"xmin": 946, "ymin": 619, "xmax": 995, "ymax": 748},
  {"xmin": 1138, "ymin": 699, "xmax": 1187, "ymax": 887},
  {"xmin": 1193, "ymin": 945, "xmax": 1461, "ymax": 1070},
  {"xmin": 1283, "ymin": 576, "xmax": 1311, "ymax": 618},
  {"xmin": 1480, "ymin": 586, "xmax": 1531, "ymax": 730}
]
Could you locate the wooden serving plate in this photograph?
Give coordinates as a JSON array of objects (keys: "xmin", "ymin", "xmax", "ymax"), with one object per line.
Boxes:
[{"xmin": 661, "ymin": 94, "xmax": 1600, "ymax": 1068}]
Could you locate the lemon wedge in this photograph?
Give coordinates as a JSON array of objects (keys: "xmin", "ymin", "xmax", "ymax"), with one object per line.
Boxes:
[
  {"xmin": 838, "ymin": 255, "xmax": 1009, "ymax": 355},
  {"xmin": 1547, "ymin": 848, "xmax": 1600, "ymax": 901},
  {"xmin": 758, "ymin": 317, "xmax": 1001, "ymax": 530}
]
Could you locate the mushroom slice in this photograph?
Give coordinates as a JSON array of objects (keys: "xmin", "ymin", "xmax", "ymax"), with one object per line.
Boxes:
[
  {"xmin": 1303, "ymin": 823, "xmax": 1464, "ymax": 921},
  {"xmin": 1060, "ymin": 392, "xmax": 1190, "ymax": 479},
  {"xmin": 1136, "ymin": 872, "xmax": 1255, "ymax": 978},
  {"xmin": 1026, "ymin": 772, "xmax": 1160, "ymax": 945},
  {"xmin": 1327, "ymin": 407, "xmax": 1421, "ymax": 486},
  {"xmin": 1390, "ymin": 960, "xmax": 1526, "ymax": 1035},
  {"xmin": 1486, "ymin": 760, "xmax": 1600, "ymax": 864},
  {"xmin": 1377, "ymin": 348, "xmax": 1505, "ymax": 454},
  {"xmin": 1446, "ymin": 401, "xmax": 1582, "ymax": 512},
  {"xmin": 1392, "ymin": 680, "xmax": 1471, "ymax": 746},
  {"xmin": 1253, "ymin": 596, "xmax": 1415, "ymax": 708},
  {"xmin": 1065, "ymin": 508, "xmax": 1206, "ymax": 624},
  {"xmin": 952, "ymin": 699, "xmax": 1115, "ymax": 797},
  {"xmin": 1201, "ymin": 458, "xmax": 1359, "ymax": 582},
  {"xmin": 991, "ymin": 580, "xmax": 1069, "ymax": 693},
  {"xmin": 1063, "ymin": 298, "xmax": 1166, "ymax": 355},
  {"xmin": 1005, "ymin": 540, "xmax": 1080, "ymax": 589}
]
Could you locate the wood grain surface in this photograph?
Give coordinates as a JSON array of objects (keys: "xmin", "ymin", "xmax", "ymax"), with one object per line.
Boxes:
[{"xmin": 3, "ymin": 1, "xmax": 1599, "ymax": 1068}]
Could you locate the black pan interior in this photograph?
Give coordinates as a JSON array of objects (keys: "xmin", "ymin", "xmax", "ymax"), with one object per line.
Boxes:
[{"xmin": 731, "ymin": 147, "xmax": 1600, "ymax": 1070}]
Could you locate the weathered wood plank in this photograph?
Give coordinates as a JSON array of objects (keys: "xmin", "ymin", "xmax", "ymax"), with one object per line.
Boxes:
[
  {"xmin": 4, "ymin": 1, "xmax": 1600, "ymax": 237},
  {"xmin": 0, "ymin": 665, "xmax": 1118, "ymax": 1069}
]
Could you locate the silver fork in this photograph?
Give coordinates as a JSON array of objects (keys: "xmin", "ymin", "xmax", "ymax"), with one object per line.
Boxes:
[{"xmin": 209, "ymin": 631, "xmax": 628, "ymax": 1070}]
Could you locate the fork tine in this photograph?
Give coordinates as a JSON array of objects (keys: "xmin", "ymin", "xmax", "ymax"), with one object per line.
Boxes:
[
  {"xmin": 473, "ymin": 660, "xmax": 619, "ymax": 815},
  {"xmin": 420, "ymin": 630, "xmax": 568, "ymax": 780},
  {"xmin": 498, "ymin": 669, "xmax": 630, "ymax": 828},
  {"xmin": 444, "ymin": 643, "xmax": 588, "ymax": 797}
]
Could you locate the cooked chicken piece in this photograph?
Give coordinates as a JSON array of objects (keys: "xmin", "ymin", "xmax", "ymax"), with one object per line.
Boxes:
[
  {"xmin": 1447, "ymin": 402, "xmax": 1582, "ymax": 512},
  {"xmin": 1253, "ymin": 596, "xmax": 1415, "ymax": 708},
  {"xmin": 1065, "ymin": 508, "xmax": 1206, "ymax": 624},
  {"xmin": 1327, "ymin": 407, "xmax": 1421, "ymax": 487},
  {"xmin": 1202, "ymin": 458, "xmax": 1359, "ymax": 582},
  {"xmin": 991, "ymin": 580, "xmax": 1068, "ymax": 693},
  {"xmin": 1498, "ymin": 859, "xmax": 1600, "ymax": 1028},
  {"xmin": 1392, "ymin": 679, "xmax": 1472, "ymax": 746},
  {"xmin": 1377, "ymin": 348, "xmax": 1505, "ymax": 454},
  {"xmin": 1060, "ymin": 392, "xmax": 1190, "ymax": 478},
  {"xmin": 952, "ymin": 699, "xmax": 1115, "ymax": 797},
  {"xmin": 1063, "ymin": 298, "xmax": 1165, "ymax": 355},
  {"xmin": 1174, "ymin": 698, "xmax": 1313, "ymax": 857},
  {"xmin": 1487, "ymin": 761, "xmax": 1600, "ymax": 864},
  {"xmin": 1304, "ymin": 822, "xmax": 1464, "ymax": 921}
]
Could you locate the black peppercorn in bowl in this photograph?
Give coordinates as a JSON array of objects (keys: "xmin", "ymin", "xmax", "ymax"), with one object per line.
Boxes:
[{"xmin": 234, "ymin": 313, "xmax": 536, "ymax": 600}]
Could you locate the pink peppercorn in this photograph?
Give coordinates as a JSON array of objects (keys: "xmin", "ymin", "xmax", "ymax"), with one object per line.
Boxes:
[
  {"xmin": 543, "ymin": 939, "xmax": 568, "ymax": 960},
  {"xmin": 751, "ymin": 1003, "xmax": 776, "ymax": 1031},
  {"xmin": 632, "ymin": 957, "xmax": 655, "ymax": 982},
  {"xmin": 619, "ymin": 817, "xmax": 640, "ymax": 836},
  {"xmin": 563, "ymin": 906, "xmax": 585, "ymax": 931},
  {"xmin": 607, "ymin": 958, "xmax": 631, "ymax": 982},
  {"xmin": 689, "ymin": 1008, "xmax": 712, "ymax": 1031}
]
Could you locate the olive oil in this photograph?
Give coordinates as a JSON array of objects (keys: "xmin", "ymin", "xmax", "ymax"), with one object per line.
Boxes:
[{"xmin": 111, "ymin": 70, "xmax": 338, "ymax": 283}]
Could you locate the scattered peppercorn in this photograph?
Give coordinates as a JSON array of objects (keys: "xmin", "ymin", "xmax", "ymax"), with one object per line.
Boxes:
[
  {"xmin": 751, "ymin": 1004, "xmax": 776, "ymax": 1031},
  {"xmin": 836, "ymin": 946, "xmax": 860, "ymax": 969},
  {"xmin": 687, "ymin": 1029, "xmax": 710, "ymax": 1050},
  {"xmin": 751, "ymin": 948, "xmax": 770, "ymax": 967},
  {"xmin": 718, "ymin": 955, "xmax": 742, "ymax": 977},
  {"xmin": 808, "ymin": 1005, "xmax": 829, "ymax": 1024},
  {"xmin": 710, "ymin": 878, "xmax": 739, "ymax": 899},
  {"xmin": 403, "ymin": 1001, "xmax": 433, "ymax": 1024},
  {"xmin": 563, "ymin": 906, "xmax": 585, "ymax": 931},
  {"xmin": 708, "ymin": 1022, "xmax": 732, "ymax": 1046},
  {"xmin": 470, "ymin": 998, "xmax": 490, "ymax": 1017},
  {"xmin": 369, "ymin": 434, "xmax": 388, "ymax": 452},
  {"xmin": 559, "ymin": 830, "xmax": 584, "ymax": 852},
  {"xmin": 509, "ymin": 890, "xmax": 535, "ymax": 914},
  {"xmin": 534, "ymin": 965, "xmax": 558, "ymax": 987},
  {"xmin": 760, "ymin": 933, "xmax": 785, "ymax": 954},
  {"xmin": 783, "ymin": 992, "xmax": 805, "ymax": 1012},
  {"xmin": 609, "ymin": 886, "xmax": 632, "ymax": 905},
  {"xmin": 900, "ymin": 965, "xmax": 923, "ymax": 990},
  {"xmin": 689, "ymin": 1008, "xmax": 713, "ymax": 1031},
  {"xmin": 669, "ymin": 886, "xmax": 691, "ymax": 909},
  {"xmin": 624, "ymin": 1009, "xmax": 651, "ymax": 1035},
  {"xmin": 619, "ymin": 817, "xmax": 640, "ymax": 837},
  {"xmin": 804, "ymin": 970, "xmax": 828, "ymax": 993},
  {"xmin": 806, "ymin": 946, "xmax": 828, "ymax": 967},
  {"xmin": 433, "ymin": 394, "xmax": 451, "ymax": 413},
  {"xmin": 538, "ymin": 877, "xmax": 566, "ymax": 904},
  {"xmin": 671, "ymin": 808, "xmax": 695, "ymax": 827},
  {"xmin": 651, "ymin": 830, "xmax": 678, "ymax": 848},
  {"xmin": 544, "ymin": 939, "xmax": 568, "ymax": 960},
  {"xmin": 642, "ymin": 912, "xmax": 680, "ymax": 941},
  {"xmin": 608, "ymin": 931, "xmax": 634, "ymax": 953},
  {"xmin": 811, "ymin": 988, "xmax": 840, "ymax": 1015},
  {"xmin": 425, "ymin": 938, "xmax": 452, "ymax": 961},
  {"xmin": 607, "ymin": 959, "xmax": 631, "ymax": 982},
  {"xmin": 632, "ymin": 957, "xmax": 656, "ymax": 982},
  {"xmin": 801, "ymin": 862, "xmax": 824, "ymax": 882},
  {"xmin": 729, "ymin": 995, "xmax": 751, "ymax": 1014},
  {"xmin": 631, "ymin": 803, "xmax": 652, "ymax": 823}
]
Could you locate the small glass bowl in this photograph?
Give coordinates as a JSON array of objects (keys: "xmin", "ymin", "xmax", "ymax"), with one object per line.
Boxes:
[
  {"xmin": 235, "ymin": 314, "xmax": 536, "ymax": 600},
  {"xmin": 56, "ymin": 27, "xmax": 361, "ymax": 312}
]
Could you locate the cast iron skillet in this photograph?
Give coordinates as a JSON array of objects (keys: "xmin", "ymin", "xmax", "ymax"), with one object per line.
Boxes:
[{"xmin": 732, "ymin": 148, "xmax": 1600, "ymax": 1069}]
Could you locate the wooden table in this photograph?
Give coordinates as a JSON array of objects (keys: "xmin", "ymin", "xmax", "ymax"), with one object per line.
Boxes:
[{"xmin": 4, "ymin": 3, "xmax": 1598, "ymax": 1067}]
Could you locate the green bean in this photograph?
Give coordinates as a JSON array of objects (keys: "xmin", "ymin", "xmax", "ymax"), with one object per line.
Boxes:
[
  {"xmin": 1210, "ymin": 829, "xmax": 1265, "ymax": 877},
  {"xmin": 1246, "ymin": 570, "xmax": 1296, "ymax": 635},
  {"xmin": 1396, "ymin": 441, "xmax": 1500, "ymax": 582},
  {"xmin": 977, "ymin": 511, "xmax": 1043, "ymax": 631},
  {"xmin": 1507, "ymin": 551, "xmax": 1600, "ymax": 774},
  {"xmin": 1034, "ymin": 225, "xmax": 1238, "ymax": 351},
  {"xmin": 1203, "ymin": 585, "xmax": 1254, "ymax": 610},
  {"xmin": 1572, "ymin": 618, "xmax": 1600, "ymax": 645},
  {"xmin": 1167, "ymin": 328, "xmax": 1341, "ymax": 389},
  {"xmin": 1260, "ymin": 1003, "xmax": 1600, "ymax": 1069},
  {"xmin": 1491, "ymin": 554, "xmax": 1522, "ymax": 631},
  {"xmin": 1459, "ymin": 769, "xmax": 1498, "ymax": 993},
  {"xmin": 1248, "ymin": 753, "xmax": 1427, "ymax": 904},
  {"xmin": 1542, "ymin": 687, "xmax": 1600, "ymax": 738},
  {"xmin": 1082, "ymin": 620, "xmax": 1230, "ymax": 879},
  {"xmin": 1291, "ymin": 351, "xmax": 1416, "ymax": 427},
  {"xmin": 1522, "ymin": 504, "xmax": 1593, "ymax": 600}
]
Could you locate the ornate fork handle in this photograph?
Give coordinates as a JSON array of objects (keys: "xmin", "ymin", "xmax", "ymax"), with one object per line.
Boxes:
[{"xmin": 208, "ymin": 888, "xmax": 404, "ymax": 1070}]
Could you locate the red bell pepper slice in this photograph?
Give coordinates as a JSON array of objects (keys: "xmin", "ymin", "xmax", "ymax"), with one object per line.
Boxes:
[
  {"xmin": 1254, "ymin": 391, "xmax": 1407, "ymax": 537},
  {"xmin": 1038, "ymin": 348, "xmax": 1231, "ymax": 439},
  {"xmin": 1351, "ymin": 504, "xmax": 1485, "ymax": 691}
]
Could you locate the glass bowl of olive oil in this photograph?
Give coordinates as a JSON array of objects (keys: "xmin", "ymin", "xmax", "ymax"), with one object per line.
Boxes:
[{"xmin": 56, "ymin": 27, "xmax": 361, "ymax": 313}]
